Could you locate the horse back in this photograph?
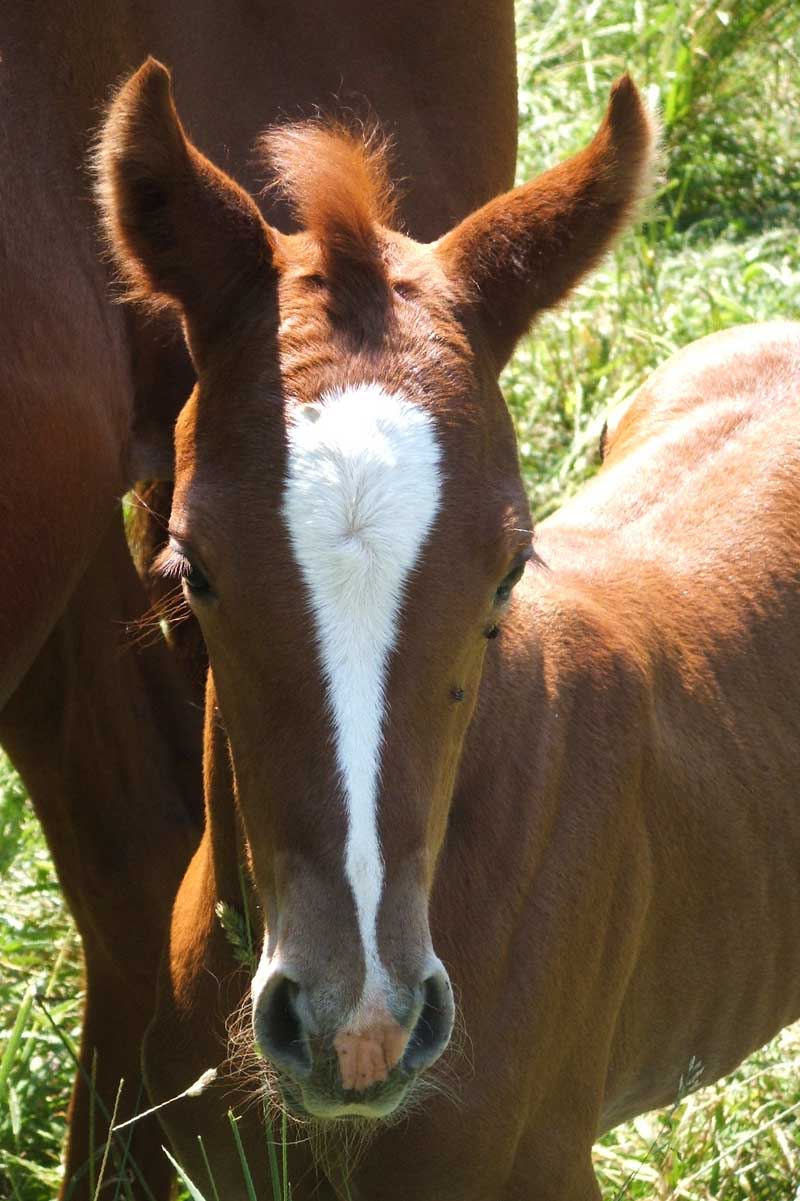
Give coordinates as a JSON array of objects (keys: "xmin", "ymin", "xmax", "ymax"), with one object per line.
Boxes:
[{"xmin": 453, "ymin": 321, "xmax": 800, "ymax": 1133}]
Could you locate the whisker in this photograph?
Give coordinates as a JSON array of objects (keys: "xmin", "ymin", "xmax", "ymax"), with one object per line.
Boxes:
[
  {"xmin": 116, "ymin": 584, "xmax": 192, "ymax": 650},
  {"xmin": 127, "ymin": 488, "xmax": 171, "ymax": 530},
  {"xmin": 220, "ymin": 972, "xmax": 470, "ymax": 1195}
]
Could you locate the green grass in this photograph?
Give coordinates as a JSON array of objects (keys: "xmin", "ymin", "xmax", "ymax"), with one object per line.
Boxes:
[
  {"xmin": 508, "ymin": 0, "xmax": 800, "ymax": 517},
  {"xmin": 0, "ymin": 757, "xmax": 82, "ymax": 1199},
  {"xmin": 596, "ymin": 1028, "xmax": 800, "ymax": 1198},
  {"xmin": 3, "ymin": 1, "xmax": 800, "ymax": 1196}
]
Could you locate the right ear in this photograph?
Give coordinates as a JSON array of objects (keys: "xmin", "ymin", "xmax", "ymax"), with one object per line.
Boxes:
[
  {"xmin": 96, "ymin": 58, "xmax": 277, "ymax": 359},
  {"xmin": 435, "ymin": 75, "xmax": 656, "ymax": 372}
]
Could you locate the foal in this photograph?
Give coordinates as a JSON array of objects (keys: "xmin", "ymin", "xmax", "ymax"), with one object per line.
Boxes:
[{"xmin": 98, "ymin": 58, "xmax": 800, "ymax": 1199}]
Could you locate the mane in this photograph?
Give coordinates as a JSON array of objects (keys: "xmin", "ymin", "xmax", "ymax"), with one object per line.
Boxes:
[{"xmin": 259, "ymin": 120, "xmax": 398, "ymax": 310}]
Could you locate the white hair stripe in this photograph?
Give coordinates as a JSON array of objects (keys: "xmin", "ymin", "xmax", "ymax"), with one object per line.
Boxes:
[{"xmin": 281, "ymin": 383, "xmax": 441, "ymax": 1011}]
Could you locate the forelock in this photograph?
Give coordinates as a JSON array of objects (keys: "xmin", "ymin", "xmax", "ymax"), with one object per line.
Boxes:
[{"xmin": 259, "ymin": 121, "xmax": 397, "ymax": 285}]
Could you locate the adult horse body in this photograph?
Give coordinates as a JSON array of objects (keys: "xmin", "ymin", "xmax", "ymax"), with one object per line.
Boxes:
[
  {"xmin": 98, "ymin": 57, "xmax": 800, "ymax": 1198},
  {"xmin": 0, "ymin": 4, "xmax": 516, "ymax": 1196}
]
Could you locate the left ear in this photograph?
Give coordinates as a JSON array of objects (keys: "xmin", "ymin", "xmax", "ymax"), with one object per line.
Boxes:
[
  {"xmin": 95, "ymin": 58, "xmax": 278, "ymax": 363},
  {"xmin": 436, "ymin": 75, "xmax": 657, "ymax": 371}
]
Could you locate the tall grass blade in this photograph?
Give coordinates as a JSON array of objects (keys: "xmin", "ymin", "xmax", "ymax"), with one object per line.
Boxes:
[
  {"xmin": 282, "ymin": 1110, "xmax": 289, "ymax": 1201},
  {"xmin": 265, "ymin": 1103, "xmax": 283, "ymax": 1201},
  {"xmin": 228, "ymin": 1109, "xmax": 259, "ymax": 1201},
  {"xmin": 89, "ymin": 1050, "xmax": 97, "ymax": 1201},
  {"xmin": 92, "ymin": 1078, "xmax": 124, "ymax": 1201},
  {"xmin": 197, "ymin": 1134, "xmax": 222, "ymax": 1201},
  {"xmin": 0, "ymin": 982, "xmax": 35, "ymax": 1103},
  {"xmin": 162, "ymin": 1146, "xmax": 208, "ymax": 1201}
]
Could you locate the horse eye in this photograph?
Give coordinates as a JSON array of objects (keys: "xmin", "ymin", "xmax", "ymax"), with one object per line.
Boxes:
[
  {"xmin": 494, "ymin": 547, "xmax": 533, "ymax": 606},
  {"xmin": 183, "ymin": 561, "xmax": 211, "ymax": 597},
  {"xmin": 495, "ymin": 563, "xmax": 524, "ymax": 605}
]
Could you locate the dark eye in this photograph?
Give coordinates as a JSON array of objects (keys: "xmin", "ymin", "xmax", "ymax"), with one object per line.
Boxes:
[
  {"xmin": 183, "ymin": 559, "xmax": 211, "ymax": 596},
  {"xmin": 158, "ymin": 537, "xmax": 214, "ymax": 598},
  {"xmin": 495, "ymin": 567, "xmax": 523, "ymax": 604},
  {"xmin": 494, "ymin": 549, "xmax": 532, "ymax": 605}
]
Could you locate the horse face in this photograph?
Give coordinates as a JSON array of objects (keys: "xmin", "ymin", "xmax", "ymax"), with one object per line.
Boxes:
[
  {"xmin": 165, "ymin": 241, "xmax": 531, "ymax": 1115},
  {"xmin": 97, "ymin": 59, "xmax": 654, "ymax": 1116}
]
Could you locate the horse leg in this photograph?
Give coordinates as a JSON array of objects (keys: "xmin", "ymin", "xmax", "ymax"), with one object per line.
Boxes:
[
  {"xmin": 500, "ymin": 1154, "xmax": 602, "ymax": 1201},
  {"xmin": 500, "ymin": 1104, "xmax": 603, "ymax": 1201},
  {"xmin": 0, "ymin": 509, "xmax": 203, "ymax": 1200}
]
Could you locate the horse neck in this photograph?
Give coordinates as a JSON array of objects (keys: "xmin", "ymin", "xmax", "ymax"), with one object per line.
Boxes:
[{"xmin": 3, "ymin": 5, "xmax": 143, "ymax": 148}]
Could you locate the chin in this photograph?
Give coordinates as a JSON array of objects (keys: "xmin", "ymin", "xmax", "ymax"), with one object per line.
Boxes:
[
  {"xmin": 302, "ymin": 1093, "xmax": 405, "ymax": 1121},
  {"xmin": 278, "ymin": 1076, "xmax": 410, "ymax": 1124}
]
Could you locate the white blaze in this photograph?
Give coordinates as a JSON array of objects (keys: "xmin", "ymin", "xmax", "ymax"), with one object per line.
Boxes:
[{"xmin": 282, "ymin": 383, "xmax": 441, "ymax": 1010}]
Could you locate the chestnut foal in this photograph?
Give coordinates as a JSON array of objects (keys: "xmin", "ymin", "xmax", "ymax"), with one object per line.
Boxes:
[{"xmin": 98, "ymin": 60, "xmax": 800, "ymax": 1201}]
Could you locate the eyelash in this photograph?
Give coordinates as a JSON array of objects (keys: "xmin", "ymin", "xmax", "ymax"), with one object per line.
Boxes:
[
  {"xmin": 157, "ymin": 548, "xmax": 191, "ymax": 581},
  {"xmin": 156, "ymin": 545, "xmax": 212, "ymax": 596}
]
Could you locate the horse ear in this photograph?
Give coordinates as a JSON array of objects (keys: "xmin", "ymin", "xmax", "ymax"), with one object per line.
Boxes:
[
  {"xmin": 96, "ymin": 58, "xmax": 277, "ymax": 359},
  {"xmin": 436, "ymin": 75, "xmax": 657, "ymax": 372}
]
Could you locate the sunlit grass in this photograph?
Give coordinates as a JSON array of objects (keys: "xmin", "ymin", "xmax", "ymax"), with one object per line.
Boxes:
[
  {"xmin": 507, "ymin": 0, "xmax": 800, "ymax": 517},
  {"xmin": 597, "ymin": 1029, "xmax": 800, "ymax": 1199},
  {"xmin": 0, "ymin": 755, "xmax": 81, "ymax": 1199}
]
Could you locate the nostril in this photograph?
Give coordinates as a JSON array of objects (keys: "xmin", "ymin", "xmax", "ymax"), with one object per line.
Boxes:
[
  {"xmin": 402, "ymin": 970, "xmax": 455, "ymax": 1074},
  {"xmin": 254, "ymin": 973, "xmax": 312, "ymax": 1078}
]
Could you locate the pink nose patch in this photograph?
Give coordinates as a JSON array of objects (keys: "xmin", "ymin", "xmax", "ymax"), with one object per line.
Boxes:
[{"xmin": 333, "ymin": 1015, "xmax": 409, "ymax": 1092}]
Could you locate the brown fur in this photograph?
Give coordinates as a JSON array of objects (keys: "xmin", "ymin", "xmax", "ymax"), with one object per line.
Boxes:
[
  {"xmin": 261, "ymin": 120, "xmax": 397, "ymax": 253},
  {"xmin": 438, "ymin": 74, "xmax": 658, "ymax": 370},
  {"xmin": 99, "ymin": 65, "xmax": 800, "ymax": 1199},
  {"xmin": 95, "ymin": 58, "xmax": 278, "ymax": 352},
  {"xmin": 100, "ymin": 62, "xmax": 791, "ymax": 1201},
  {"xmin": 0, "ymin": 4, "xmax": 518, "ymax": 1197},
  {"xmin": 260, "ymin": 120, "xmax": 399, "ymax": 339}
]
